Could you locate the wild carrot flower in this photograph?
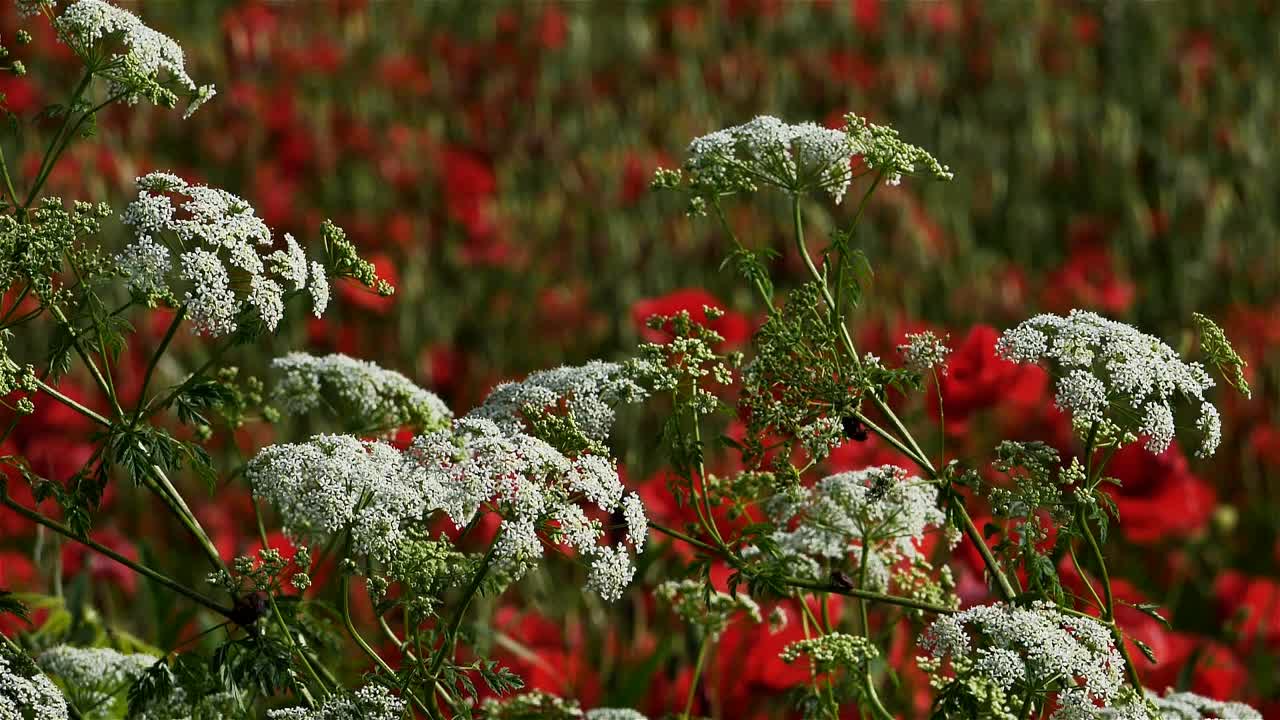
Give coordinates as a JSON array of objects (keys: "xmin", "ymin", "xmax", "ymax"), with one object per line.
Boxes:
[{"xmin": 997, "ymin": 310, "xmax": 1221, "ymax": 456}]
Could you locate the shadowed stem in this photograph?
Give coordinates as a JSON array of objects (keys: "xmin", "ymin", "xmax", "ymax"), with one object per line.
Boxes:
[
  {"xmin": 0, "ymin": 487, "xmax": 233, "ymax": 617},
  {"xmin": 648, "ymin": 520, "xmax": 956, "ymax": 616}
]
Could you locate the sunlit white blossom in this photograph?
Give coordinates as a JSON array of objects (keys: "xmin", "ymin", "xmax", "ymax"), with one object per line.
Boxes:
[
  {"xmin": 266, "ymin": 685, "xmax": 405, "ymax": 720},
  {"xmin": 119, "ymin": 173, "xmax": 332, "ymax": 336},
  {"xmin": 586, "ymin": 543, "xmax": 636, "ymax": 602},
  {"xmin": 55, "ymin": 0, "xmax": 213, "ymax": 115},
  {"xmin": 920, "ymin": 601, "xmax": 1125, "ymax": 719},
  {"xmin": 271, "ymin": 352, "xmax": 452, "ymax": 433},
  {"xmin": 997, "ymin": 310, "xmax": 1222, "ymax": 457},
  {"xmin": 467, "ymin": 361, "xmax": 648, "ymax": 444},
  {"xmin": 0, "ymin": 646, "xmax": 67, "ymax": 720},
  {"xmin": 898, "ymin": 330, "xmax": 951, "ymax": 374},
  {"xmin": 247, "ymin": 434, "xmax": 424, "ymax": 563}
]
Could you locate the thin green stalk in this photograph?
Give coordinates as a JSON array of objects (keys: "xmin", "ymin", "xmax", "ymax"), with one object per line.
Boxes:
[
  {"xmin": 682, "ymin": 634, "xmax": 711, "ymax": 720},
  {"xmin": 24, "ymin": 71, "xmax": 94, "ymax": 210},
  {"xmin": 145, "ymin": 462, "xmax": 228, "ymax": 575},
  {"xmin": 340, "ymin": 574, "xmax": 432, "ymax": 716},
  {"xmin": 647, "ymin": 520, "xmax": 956, "ymax": 615},
  {"xmin": 429, "ymin": 541, "xmax": 497, "ymax": 677},
  {"xmin": 32, "ymin": 377, "xmax": 109, "ymax": 426},
  {"xmin": 131, "ymin": 304, "xmax": 187, "ymax": 425},
  {"xmin": 253, "ymin": 501, "xmax": 328, "ymax": 703},
  {"xmin": 0, "ymin": 489, "xmax": 233, "ymax": 617},
  {"xmin": 48, "ymin": 304, "xmax": 122, "ymax": 417}
]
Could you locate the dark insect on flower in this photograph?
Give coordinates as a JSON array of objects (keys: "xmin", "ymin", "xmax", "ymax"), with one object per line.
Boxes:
[
  {"xmin": 830, "ymin": 570, "xmax": 856, "ymax": 590},
  {"xmin": 841, "ymin": 415, "xmax": 868, "ymax": 442},
  {"xmin": 229, "ymin": 591, "xmax": 270, "ymax": 629}
]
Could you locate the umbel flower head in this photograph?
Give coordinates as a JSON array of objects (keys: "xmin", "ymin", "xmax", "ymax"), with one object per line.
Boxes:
[
  {"xmin": 407, "ymin": 418, "xmax": 645, "ymax": 600},
  {"xmin": 271, "ymin": 352, "xmax": 453, "ymax": 434},
  {"xmin": 1098, "ymin": 688, "xmax": 1263, "ymax": 720},
  {"xmin": 919, "ymin": 601, "xmax": 1126, "ymax": 719},
  {"xmin": 996, "ymin": 310, "xmax": 1221, "ymax": 457},
  {"xmin": 117, "ymin": 172, "xmax": 331, "ymax": 335},
  {"xmin": 54, "ymin": 0, "xmax": 215, "ymax": 117},
  {"xmin": 657, "ymin": 579, "xmax": 762, "ymax": 641},
  {"xmin": 654, "ymin": 113, "xmax": 951, "ymax": 210},
  {"xmin": 247, "ymin": 434, "xmax": 425, "ymax": 564},
  {"xmin": 466, "ymin": 360, "xmax": 649, "ymax": 446},
  {"xmin": 267, "ymin": 685, "xmax": 406, "ymax": 720},
  {"xmin": 1, "ymin": 643, "xmax": 68, "ymax": 720},
  {"xmin": 759, "ymin": 465, "xmax": 950, "ymax": 589}
]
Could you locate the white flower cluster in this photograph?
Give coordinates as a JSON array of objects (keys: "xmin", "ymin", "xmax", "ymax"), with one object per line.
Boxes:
[
  {"xmin": 997, "ymin": 310, "xmax": 1222, "ymax": 457},
  {"xmin": 760, "ymin": 465, "xmax": 947, "ymax": 588},
  {"xmin": 248, "ymin": 434, "xmax": 424, "ymax": 564},
  {"xmin": 117, "ymin": 172, "xmax": 329, "ymax": 335},
  {"xmin": 898, "ymin": 330, "xmax": 951, "ymax": 374},
  {"xmin": 920, "ymin": 601, "xmax": 1125, "ymax": 718},
  {"xmin": 16, "ymin": 1, "xmax": 54, "ymax": 18},
  {"xmin": 54, "ymin": 0, "xmax": 215, "ymax": 117},
  {"xmin": 408, "ymin": 418, "xmax": 645, "ymax": 600},
  {"xmin": 272, "ymin": 352, "xmax": 453, "ymax": 433},
  {"xmin": 686, "ymin": 115, "xmax": 857, "ymax": 201},
  {"xmin": 586, "ymin": 710, "xmax": 649, "ymax": 720},
  {"xmin": 656, "ymin": 580, "xmax": 762, "ymax": 641},
  {"xmin": 0, "ymin": 647, "xmax": 67, "ymax": 720},
  {"xmin": 467, "ymin": 361, "xmax": 649, "ymax": 445},
  {"xmin": 1115, "ymin": 689, "xmax": 1262, "ymax": 720},
  {"xmin": 251, "ymin": 415, "xmax": 648, "ymax": 601},
  {"xmin": 267, "ymin": 685, "xmax": 405, "ymax": 720},
  {"xmin": 37, "ymin": 646, "xmax": 157, "ymax": 717}
]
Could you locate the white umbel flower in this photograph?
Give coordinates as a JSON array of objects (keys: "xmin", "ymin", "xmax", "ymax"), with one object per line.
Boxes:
[
  {"xmin": 621, "ymin": 491, "xmax": 647, "ymax": 552},
  {"xmin": 0, "ymin": 646, "xmax": 68, "ymax": 720},
  {"xmin": 586, "ymin": 710, "xmax": 649, "ymax": 720},
  {"xmin": 266, "ymin": 684, "xmax": 406, "ymax": 720},
  {"xmin": 467, "ymin": 361, "xmax": 648, "ymax": 444},
  {"xmin": 586, "ymin": 543, "xmax": 636, "ymax": 602},
  {"xmin": 920, "ymin": 601, "xmax": 1126, "ymax": 719},
  {"xmin": 760, "ymin": 465, "xmax": 946, "ymax": 585},
  {"xmin": 114, "ymin": 235, "xmax": 171, "ymax": 297},
  {"xmin": 898, "ymin": 330, "xmax": 952, "ymax": 374},
  {"xmin": 55, "ymin": 0, "xmax": 214, "ymax": 115},
  {"xmin": 37, "ymin": 646, "xmax": 156, "ymax": 718},
  {"xmin": 405, "ymin": 418, "xmax": 645, "ymax": 601},
  {"xmin": 686, "ymin": 116, "xmax": 857, "ymax": 202},
  {"xmin": 247, "ymin": 435, "xmax": 425, "ymax": 563},
  {"xmin": 997, "ymin": 310, "xmax": 1222, "ymax": 457},
  {"xmin": 119, "ymin": 173, "xmax": 332, "ymax": 336},
  {"xmin": 271, "ymin": 352, "xmax": 452, "ymax": 433}
]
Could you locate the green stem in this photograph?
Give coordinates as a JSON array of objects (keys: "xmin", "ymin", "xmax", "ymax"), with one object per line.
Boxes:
[
  {"xmin": 682, "ymin": 634, "xmax": 711, "ymax": 720},
  {"xmin": 429, "ymin": 541, "xmax": 497, "ymax": 677},
  {"xmin": 0, "ymin": 489, "xmax": 233, "ymax": 617},
  {"xmin": 132, "ymin": 304, "xmax": 187, "ymax": 424},
  {"xmin": 48, "ymin": 304, "xmax": 122, "ymax": 417},
  {"xmin": 32, "ymin": 377, "xmax": 109, "ymax": 426},
  {"xmin": 647, "ymin": 521, "xmax": 956, "ymax": 615},
  {"xmin": 24, "ymin": 71, "xmax": 94, "ymax": 210},
  {"xmin": 253, "ymin": 501, "xmax": 327, "ymax": 703},
  {"xmin": 145, "ymin": 462, "xmax": 228, "ymax": 575},
  {"xmin": 340, "ymin": 574, "xmax": 432, "ymax": 715}
]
